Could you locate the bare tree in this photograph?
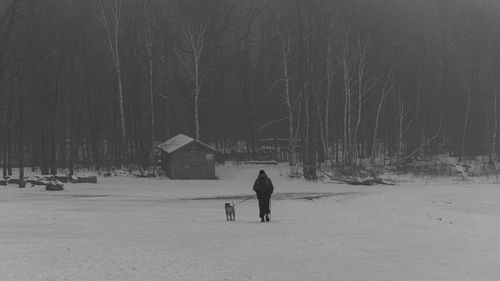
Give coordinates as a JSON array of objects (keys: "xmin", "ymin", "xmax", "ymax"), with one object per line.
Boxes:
[
  {"xmin": 341, "ymin": 31, "xmax": 354, "ymax": 165},
  {"xmin": 265, "ymin": 25, "xmax": 303, "ymax": 173},
  {"xmin": 340, "ymin": 31, "xmax": 376, "ymax": 165},
  {"xmin": 4, "ymin": 81, "xmax": 13, "ymax": 176},
  {"xmin": 400, "ymin": 113, "xmax": 444, "ymax": 164},
  {"xmin": 17, "ymin": 67, "xmax": 24, "ymax": 188},
  {"xmin": 277, "ymin": 28, "xmax": 297, "ymax": 167},
  {"xmin": 397, "ymin": 87, "xmax": 419, "ymax": 161},
  {"xmin": 353, "ymin": 36, "xmax": 376, "ymax": 160},
  {"xmin": 0, "ymin": 0, "xmax": 20, "ymax": 177},
  {"xmin": 323, "ymin": 41, "xmax": 335, "ymax": 165},
  {"xmin": 175, "ymin": 24, "xmax": 207, "ymax": 140},
  {"xmin": 98, "ymin": 0, "xmax": 126, "ymax": 158},
  {"xmin": 144, "ymin": 0, "xmax": 156, "ymax": 161},
  {"xmin": 485, "ymin": 93, "xmax": 498, "ymax": 164},
  {"xmin": 371, "ymin": 70, "xmax": 395, "ymax": 163},
  {"xmin": 317, "ymin": 32, "xmax": 339, "ymax": 169},
  {"xmin": 458, "ymin": 81, "xmax": 471, "ymax": 162}
]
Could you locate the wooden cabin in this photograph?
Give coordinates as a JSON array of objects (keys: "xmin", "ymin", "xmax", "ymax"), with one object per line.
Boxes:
[{"xmin": 158, "ymin": 134, "xmax": 218, "ymax": 179}]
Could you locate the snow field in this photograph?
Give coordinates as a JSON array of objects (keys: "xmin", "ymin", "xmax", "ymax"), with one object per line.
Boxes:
[{"xmin": 1, "ymin": 164, "xmax": 500, "ymax": 280}]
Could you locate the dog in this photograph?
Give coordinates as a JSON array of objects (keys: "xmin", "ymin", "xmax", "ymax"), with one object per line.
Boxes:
[{"xmin": 225, "ymin": 202, "xmax": 235, "ymax": 221}]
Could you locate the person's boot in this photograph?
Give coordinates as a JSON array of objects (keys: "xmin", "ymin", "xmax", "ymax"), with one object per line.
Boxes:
[
  {"xmin": 260, "ymin": 217, "xmax": 265, "ymax": 223},
  {"xmin": 265, "ymin": 215, "xmax": 270, "ymax": 222}
]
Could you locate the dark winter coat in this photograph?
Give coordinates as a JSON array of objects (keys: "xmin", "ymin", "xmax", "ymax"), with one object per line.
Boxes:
[{"xmin": 253, "ymin": 174, "xmax": 274, "ymax": 196}]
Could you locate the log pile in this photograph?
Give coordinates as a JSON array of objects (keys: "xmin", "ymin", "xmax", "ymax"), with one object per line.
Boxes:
[
  {"xmin": 245, "ymin": 160, "xmax": 278, "ymax": 165},
  {"xmin": 46, "ymin": 181, "xmax": 64, "ymax": 191},
  {"xmin": 334, "ymin": 177, "xmax": 395, "ymax": 186},
  {"xmin": 316, "ymin": 167, "xmax": 395, "ymax": 186},
  {"xmin": 2, "ymin": 174, "xmax": 98, "ymax": 191},
  {"xmin": 70, "ymin": 175, "xmax": 98, "ymax": 184}
]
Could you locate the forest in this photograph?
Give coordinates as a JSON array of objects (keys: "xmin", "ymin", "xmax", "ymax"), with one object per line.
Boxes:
[{"xmin": 1, "ymin": 0, "xmax": 500, "ymax": 179}]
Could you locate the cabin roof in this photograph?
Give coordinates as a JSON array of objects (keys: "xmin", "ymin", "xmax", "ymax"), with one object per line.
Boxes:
[{"xmin": 157, "ymin": 134, "xmax": 217, "ymax": 154}]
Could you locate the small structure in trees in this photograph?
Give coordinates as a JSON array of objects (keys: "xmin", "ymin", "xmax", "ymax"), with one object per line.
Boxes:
[{"xmin": 158, "ymin": 134, "xmax": 218, "ymax": 179}]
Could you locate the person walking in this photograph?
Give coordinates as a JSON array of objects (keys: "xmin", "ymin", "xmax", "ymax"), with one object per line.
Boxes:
[{"xmin": 253, "ymin": 170, "xmax": 274, "ymax": 222}]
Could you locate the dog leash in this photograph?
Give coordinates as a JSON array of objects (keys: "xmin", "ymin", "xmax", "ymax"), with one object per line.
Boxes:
[{"xmin": 233, "ymin": 194, "xmax": 255, "ymax": 206}]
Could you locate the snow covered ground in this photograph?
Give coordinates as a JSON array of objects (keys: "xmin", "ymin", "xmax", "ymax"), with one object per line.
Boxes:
[{"xmin": 1, "ymin": 164, "xmax": 500, "ymax": 281}]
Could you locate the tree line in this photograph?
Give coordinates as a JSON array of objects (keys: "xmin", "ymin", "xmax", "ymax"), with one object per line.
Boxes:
[{"xmin": 1, "ymin": 0, "xmax": 500, "ymax": 179}]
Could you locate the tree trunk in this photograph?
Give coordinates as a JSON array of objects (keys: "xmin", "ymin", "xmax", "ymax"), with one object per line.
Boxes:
[
  {"xmin": 2, "ymin": 141, "xmax": 5, "ymax": 178},
  {"xmin": 285, "ymin": 69, "xmax": 295, "ymax": 167},
  {"xmin": 116, "ymin": 58, "xmax": 126, "ymax": 158},
  {"xmin": 17, "ymin": 69, "xmax": 25, "ymax": 188},
  {"xmin": 194, "ymin": 62, "xmax": 200, "ymax": 140},
  {"xmin": 492, "ymin": 94, "xmax": 498, "ymax": 164},
  {"xmin": 50, "ymin": 127, "xmax": 56, "ymax": 175},
  {"xmin": 278, "ymin": 29, "xmax": 296, "ymax": 167},
  {"xmin": 324, "ymin": 42, "xmax": 335, "ymax": 168},
  {"xmin": 40, "ymin": 128, "xmax": 49, "ymax": 175},
  {"xmin": 398, "ymin": 93, "xmax": 404, "ymax": 160},
  {"xmin": 485, "ymin": 94, "xmax": 497, "ymax": 165},
  {"xmin": 303, "ymin": 2, "xmax": 317, "ymax": 180},
  {"xmin": 49, "ymin": 61, "xmax": 64, "ymax": 175},
  {"xmin": 6, "ymin": 86, "xmax": 13, "ymax": 176},
  {"xmin": 342, "ymin": 43, "xmax": 352, "ymax": 166},
  {"xmin": 69, "ymin": 85, "xmax": 76, "ymax": 176},
  {"xmin": 316, "ymin": 94, "xmax": 328, "ymax": 168},
  {"xmin": 241, "ymin": 33, "xmax": 255, "ymax": 154},
  {"xmin": 99, "ymin": 0, "xmax": 126, "ymax": 162},
  {"xmin": 459, "ymin": 84, "xmax": 471, "ymax": 162},
  {"xmin": 144, "ymin": 0, "xmax": 155, "ymax": 155},
  {"xmin": 177, "ymin": 26, "xmax": 206, "ymax": 141},
  {"xmin": 371, "ymin": 71, "xmax": 394, "ymax": 163}
]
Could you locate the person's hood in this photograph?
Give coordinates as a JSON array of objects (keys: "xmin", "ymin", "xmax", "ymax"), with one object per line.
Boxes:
[{"xmin": 258, "ymin": 174, "xmax": 267, "ymax": 179}]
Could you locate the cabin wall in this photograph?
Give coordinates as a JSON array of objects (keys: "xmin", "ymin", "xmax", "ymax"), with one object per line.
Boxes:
[
  {"xmin": 161, "ymin": 152, "xmax": 173, "ymax": 178},
  {"xmin": 163, "ymin": 143, "xmax": 213, "ymax": 179},
  {"xmin": 171, "ymin": 151, "xmax": 215, "ymax": 179}
]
